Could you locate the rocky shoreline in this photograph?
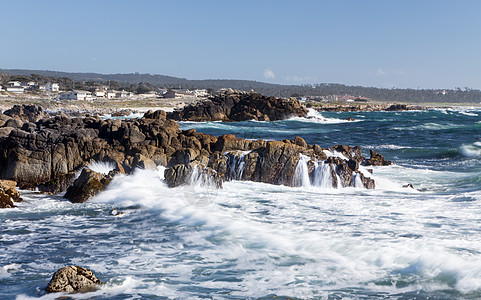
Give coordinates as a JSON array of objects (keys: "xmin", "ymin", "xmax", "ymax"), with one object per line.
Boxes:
[
  {"xmin": 311, "ymin": 102, "xmax": 427, "ymax": 112},
  {"xmin": 0, "ymin": 97, "xmax": 396, "ymax": 294},
  {"xmin": 0, "ymin": 97, "xmax": 393, "ymax": 206}
]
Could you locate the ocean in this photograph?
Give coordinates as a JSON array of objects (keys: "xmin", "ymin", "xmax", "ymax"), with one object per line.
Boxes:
[{"xmin": 2, "ymin": 108, "xmax": 481, "ymax": 299}]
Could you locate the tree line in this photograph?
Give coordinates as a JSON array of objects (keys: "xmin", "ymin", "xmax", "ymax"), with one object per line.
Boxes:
[{"xmin": 1, "ymin": 69, "xmax": 481, "ymax": 103}]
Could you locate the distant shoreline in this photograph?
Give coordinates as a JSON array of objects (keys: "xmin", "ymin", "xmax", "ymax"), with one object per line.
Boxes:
[{"xmin": 0, "ymin": 94, "xmax": 479, "ymax": 116}]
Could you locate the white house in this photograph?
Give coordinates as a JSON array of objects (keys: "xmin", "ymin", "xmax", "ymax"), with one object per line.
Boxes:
[
  {"xmin": 194, "ymin": 89, "xmax": 209, "ymax": 97},
  {"xmin": 94, "ymin": 90, "xmax": 106, "ymax": 98},
  {"xmin": 60, "ymin": 90, "xmax": 93, "ymax": 101},
  {"xmin": 116, "ymin": 90, "xmax": 133, "ymax": 98},
  {"xmin": 6, "ymin": 86, "xmax": 25, "ymax": 93},
  {"xmin": 8, "ymin": 81, "xmax": 22, "ymax": 87},
  {"xmin": 106, "ymin": 91, "xmax": 117, "ymax": 99},
  {"xmin": 45, "ymin": 83, "xmax": 60, "ymax": 92},
  {"xmin": 163, "ymin": 89, "xmax": 195, "ymax": 99}
]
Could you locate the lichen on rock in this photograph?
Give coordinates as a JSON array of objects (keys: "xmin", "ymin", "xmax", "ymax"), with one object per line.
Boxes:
[{"xmin": 46, "ymin": 265, "xmax": 101, "ymax": 293}]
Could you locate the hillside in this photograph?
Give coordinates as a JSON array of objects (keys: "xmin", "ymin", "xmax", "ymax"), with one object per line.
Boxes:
[{"xmin": 1, "ymin": 68, "xmax": 481, "ymax": 103}]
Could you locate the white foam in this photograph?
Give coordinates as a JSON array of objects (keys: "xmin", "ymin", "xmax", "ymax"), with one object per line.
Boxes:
[
  {"xmin": 460, "ymin": 144, "xmax": 481, "ymax": 157},
  {"xmin": 87, "ymin": 161, "xmax": 116, "ymax": 175},
  {"xmin": 8, "ymin": 160, "xmax": 481, "ymax": 298},
  {"xmin": 289, "ymin": 109, "xmax": 354, "ymax": 124}
]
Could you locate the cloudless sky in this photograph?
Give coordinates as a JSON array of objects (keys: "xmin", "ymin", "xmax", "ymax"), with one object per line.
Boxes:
[{"xmin": 1, "ymin": 0, "xmax": 481, "ymax": 89}]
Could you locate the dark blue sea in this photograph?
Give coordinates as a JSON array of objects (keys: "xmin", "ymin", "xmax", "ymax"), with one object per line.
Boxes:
[{"xmin": 2, "ymin": 108, "xmax": 481, "ymax": 299}]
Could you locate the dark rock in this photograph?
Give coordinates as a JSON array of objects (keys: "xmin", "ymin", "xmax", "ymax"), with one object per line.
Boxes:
[
  {"xmin": 363, "ymin": 150, "xmax": 393, "ymax": 166},
  {"xmin": 143, "ymin": 109, "xmax": 166, "ymax": 120},
  {"xmin": 168, "ymin": 90, "xmax": 308, "ymax": 122},
  {"xmin": 164, "ymin": 161, "xmax": 222, "ymax": 188},
  {"xmin": 0, "ymin": 96, "xmax": 392, "ymax": 194},
  {"xmin": 3, "ymin": 105, "xmax": 48, "ymax": 122},
  {"xmin": 64, "ymin": 169, "xmax": 111, "ymax": 203},
  {"xmin": 0, "ymin": 127, "xmax": 15, "ymax": 138},
  {"xmin": 4, "ymin": 118, "xmax": 23, "ymax": 128},
  {"xmin": 46, "ymin": 266, "xmax": 101, "ymax": 293},
  {"xmin": 37, "ymin": 173, "xmax": 77, "ymax": 194}
]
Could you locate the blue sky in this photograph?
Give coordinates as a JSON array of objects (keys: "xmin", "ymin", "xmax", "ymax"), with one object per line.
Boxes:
[{"xmin": 2, "ymin": 0, "xmax": 481, "ymax": 89}]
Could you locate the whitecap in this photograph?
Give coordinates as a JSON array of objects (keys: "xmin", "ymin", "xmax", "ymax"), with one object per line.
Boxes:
[
  {"xmin": 460, "ymin": 145, "xmax": 481, "ymax": 157},
  {"xmin": 288, "ymin": 109, "xmax": 355, "ymax": 124}
]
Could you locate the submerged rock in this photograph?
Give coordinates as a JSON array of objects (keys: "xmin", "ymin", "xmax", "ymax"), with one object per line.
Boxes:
[{"xmin": 46, "ymin": 265, "xmax": 101, "ymax": 293}]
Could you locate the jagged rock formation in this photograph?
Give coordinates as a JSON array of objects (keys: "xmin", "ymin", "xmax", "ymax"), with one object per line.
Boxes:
[
  {"xmin": 363, "ymin": 150, "xmax": 393, "ymax": 166},
  {"xmin": 0, "ymin": 104, "xmax": 392, "ymax": 202},
  {"xmin": 3, "ymin": 104, "xmax": 48, "ymax": 122},
  {"xmin": 46, "ymin": 266, "xmax": 101, "ymax": 293},
  {"xmin": 167, "ymin": 89, "xmax": 308, "ymax": 121},
  {"xmin": 0, "ymin": 180, "xmax": 22, "ymax": 208}
]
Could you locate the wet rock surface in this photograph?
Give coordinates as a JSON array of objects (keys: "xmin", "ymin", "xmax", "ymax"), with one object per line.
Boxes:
[
  {"xmin": 46, "ymin": 266, "xmax": 101, "ymax": 293},
  {"xmin": 0, "ymin": 102, "xmax": 393, "ymax": 201},
  {"xmin": 0, "ymin": 180, "xmax": 22, "ymax": 208}
]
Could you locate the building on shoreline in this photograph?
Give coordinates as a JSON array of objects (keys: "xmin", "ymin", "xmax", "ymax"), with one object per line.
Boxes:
[
  {"xmin": 163, "ymin": 89, "xmax": 197, "ymax": 99},
  {"xmin": 6, "ymin": 86, "xmax": 25, "ymax": 93},
  {"xmin": 45, "ymin": 83, "xmax": 60, "ymax": 92},
  {"xmin": 60, "ymin": 90, "xmax": 93, "ymax": 101}
]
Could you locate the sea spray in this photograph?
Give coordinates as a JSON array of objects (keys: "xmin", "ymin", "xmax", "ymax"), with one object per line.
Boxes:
[
  {"xmin": 225, "ymin": 151, "xmax": 250, "ymax": 180},
  {"xmin": 312, "ymin": 162, "xmax": 334, "ymax": 188},
  {"xmin": 87, "ymin": 161, "xmax": 116, "ymax": 175},
  {"xmin": 294, "ymin": 154, "xmax": 311, "ymax": 187}
]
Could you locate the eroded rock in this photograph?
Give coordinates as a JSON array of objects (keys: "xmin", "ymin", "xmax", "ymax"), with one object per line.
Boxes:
[{"xmin": 46, "ymin": 266, "xmax": 101, "ymax": 293}]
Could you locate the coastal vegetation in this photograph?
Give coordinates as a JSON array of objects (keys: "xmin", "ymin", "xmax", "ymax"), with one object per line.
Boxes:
[{"xmin": 2, "ymin": 69, "xmax": 481, "ymax": 103}]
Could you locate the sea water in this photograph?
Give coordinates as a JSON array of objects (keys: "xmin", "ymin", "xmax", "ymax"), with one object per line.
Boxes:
[{"xmin": 2, "ymin": 108, "xmax": 481, "ymax": 299}]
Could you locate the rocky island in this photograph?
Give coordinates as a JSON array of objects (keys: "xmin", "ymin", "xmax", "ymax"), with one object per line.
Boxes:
[{"xmin": 168, "ymin": 89, "xmax": 308, "ymax": 121}]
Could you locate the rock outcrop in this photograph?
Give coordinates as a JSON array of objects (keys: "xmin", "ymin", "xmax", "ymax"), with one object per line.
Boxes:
[
  {"xmin": 46, "ymin": 266, "xmax": 101, "ymax": 293},
  {"xmin": 0, "ymin": 103, "xmax": 393, "ymax": 202},
  {"xmin": 0, "ymin": 180, "xmax": 22, "ymax": 208},
  {"xmin": 167, "ymin": 89, "xmax": 308, "ymax": 122},
  {"xmin": 363, "ymin": 150, "xmax": 393, "ymax": 166},
  {"xmin": 64, "ymin": 168, "xmax": 112, "ymax": 203},
  {"xmin": 313, "ymin": 103, "xmax": 426, "ymax": 112},
  {"xmin": 3, "ymin": 104, "xmax": 48, "ymax": 122}
]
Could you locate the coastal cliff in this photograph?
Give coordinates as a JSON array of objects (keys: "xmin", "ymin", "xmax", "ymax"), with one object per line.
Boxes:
[{"xmin": 0, "ymin": 104, "xmax": 391, "ymax": 203}]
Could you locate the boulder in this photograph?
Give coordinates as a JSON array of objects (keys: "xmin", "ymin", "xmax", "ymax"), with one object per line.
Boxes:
[
  {"xmin": 37, "ymin": 173, "xmax": 77, "ymax": 194},
  {"xmin": 0, "ymin": 180, "xmax": 21, "ymax": 208},
  {"xmin": 46, "ymin": 266, "xmax": 101, "ymax": 293},
  {"xmin": 64, "ymin": 168, "xmax": 111, "ymax": 203},
  {"xmin": 132, "ymin": 153, "xmax": 157, "ymax": 170}
]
